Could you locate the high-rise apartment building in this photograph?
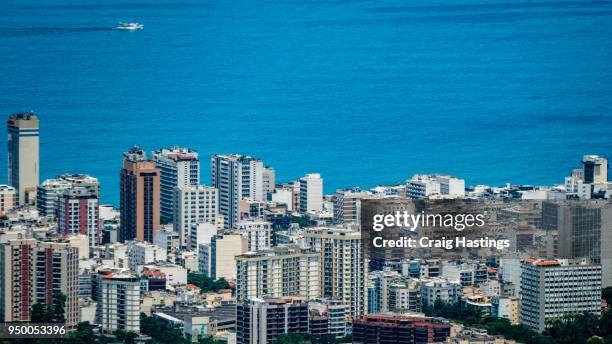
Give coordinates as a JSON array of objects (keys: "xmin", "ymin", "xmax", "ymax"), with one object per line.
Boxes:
[
  {"xmin": 0, "ymin": 238, "xmax": 36, "ymax": 323},
  {"xmin": 299, "ymin": 173, "xmax": 323, "ymax": 213},
  {"xmin": 206, "ymin": 233, "xmax": 247, "ymax": 280},
  {"xmin": 543, "ymin": 201, "xmax": 612, "ymax": 287},
  {"xmin": 120, "ymin": 147, "xmax": 161, "ymax": 243},
  {"xmin": 97, "ymin": 272, "xmax": 141, "ymax": 333},
  {"xmin": 262, "ymin": 166, "xmax": 276, "ymax": 197},
  {"xmin": 33, "ymin": 241, "xmax": 79, "ymax": 329},
  {"xmin": 211, "ymin": 154, "xmax": 265, "ymax": 229},
  {"xmin": 37, "ymin": 174, "xmax": 99, "ymax": 219},
  {"xmin": 332, "ymin": 189, "xmax": 372, "ymax": 224},
  {"xmin": 173, "ymin": 185, "xmax": 217, "ymax": 248},
  {"xmin": 303, "ymin": 227, "xmax": 368, "ymax": 319},
  {"xmin": 0, "ymin": 185, "xmax": 17, "ymax": 216},
  {"xmin": 582, "ymin": 155, "xmax": 608, "ymax": 184},
  {"xmin": 0, "ymin": 239, "xmax": 79, "ymax": 329},
  {"xmin": 520, "ymin": 258, "xmax": 601, "ymax": 332},
  {"xmin": 235, "ymin": 219, "xmax": 272, "ymax": 252},
  {"xmin": 57, "ymin": 187, "xmax": 100, "ymax": 248},
  {"xmin": 235, "ymin": 246, "xmax": 321, "ymax": 301},
  {"xmin": 236, "ymin": 297, "xmax": 309, "ymax": 344},
  {"xmin": 7, "ymin": 113, "xmax": 39, "ymax": 205},
  {"xmin": 152, "ymin": 147, "xmax": 200, "ymax": 223}
]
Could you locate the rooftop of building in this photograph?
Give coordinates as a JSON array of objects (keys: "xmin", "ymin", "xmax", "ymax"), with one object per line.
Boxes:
[
  {"xmin": 354, "ymin": 314, "xmax": 450, "ymax": 328},
  {"xmin": 155, "ymin": 302, "xmax": 237, "ymax": 322},
  {"xmin": 153, "ymin": 146, "xmax": 199, "ymax": 161},
  {"xmin": 302, "ymin": 226, "xmax": 361, "ymax": 237},
  {"xmin": 0, "ymin": 185, "xmax": 16, "ymax": 191},
  {"xmin": 582, "ymin": 155, "xmax": 607, "ymax": 163},
  {"xmin": 101, "ymin": 272, "xmax": 139, "ymax": 281},
  {"xmin": 8, "ymin": 113, "xmax": 39, "ymax": 126},
  {"xmin": 237, "ymin": 245, "xmax": 315, "ymax": 259},
  {"xmin": 524, "ymin": 258, "xmax": 600, "ymax": 268},
  {"xmin": 123, "ymin": 145, "xmax": 148, "ymax": 162},
  {"xmin": 212, "ymin": 153, "xmax": 260, "ymax": 161},
  {"xmin": 247, "ymin": 296, "xmax": 307, "ymax": 305}
]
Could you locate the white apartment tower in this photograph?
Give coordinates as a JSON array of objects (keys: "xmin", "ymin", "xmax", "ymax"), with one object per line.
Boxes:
[
  {"xmin": 173, "ymin": 185, "xmax": 218, "ymax": 248},
  {"xmin": 97, "ymin": 273, "xmax": 141, "ymax": 333},
  {"xmin": 299, "ymin": 173, "xmax": 323, "ymax": 213},
  {"xmin": 235, "ymin": 219, "xmax": 272, "ymax": 252},
  {"xmin": 7, "ymin": 113, "xmax": 39, "ymax": 205},
  {"xmin": 235, "ymin": 246, "xmax": 321, "ymax": 301},
  {"xmin": 211, "ymin": 154, "xmax": 265, "ymax": 229},
  {"xmin": 520, "ymin": 258, "xmax": 601, "ymax": 332},
  {"xmin": 303, "ymin": 227, "xmax": 368, "ymax": 319},
  {"xmin": 152, "ymin": 147, "xmax": 200, "ymax": 223}
]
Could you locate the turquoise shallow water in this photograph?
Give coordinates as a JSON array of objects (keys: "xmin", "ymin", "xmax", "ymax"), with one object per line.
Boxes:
[{"xmin": 0, "ymin": 0, "xmax": 611, "ymax": 204}]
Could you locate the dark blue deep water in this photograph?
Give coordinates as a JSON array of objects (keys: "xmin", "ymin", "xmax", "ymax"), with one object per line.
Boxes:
[{"xmin": 1, "ymin": 0, "xmax": 611, "ymax": 204}]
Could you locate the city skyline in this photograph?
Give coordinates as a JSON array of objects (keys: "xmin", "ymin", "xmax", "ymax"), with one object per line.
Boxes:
[{"xmin": 1, "ymin": 1, "xmax": 611, "ymax": 343}]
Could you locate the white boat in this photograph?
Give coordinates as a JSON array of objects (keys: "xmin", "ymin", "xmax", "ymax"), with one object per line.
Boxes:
[{"xmin": 116, "ymin": 22, "xmax": 143, "ymax": 30}]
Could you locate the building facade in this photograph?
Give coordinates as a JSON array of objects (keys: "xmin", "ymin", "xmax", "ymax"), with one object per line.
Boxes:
[
  {"xmin": 0, "ymin": 239, "xmax": 79, "ymax": 329},
  {"xmin": 37, "ymin": 174, "xmax": 99, "ymax": 219},
  {"xmin": 303, "ymin": 227, "xmax": 368, "ymax": 319},
  {"xmin": 352, "ymin": 315, "xmax": 451, "ymax": 344},
  {"xmin": 520, "ymin": 258, "xmax": 601, "ymax": 332},
  {"xmin": 235, "ymin": 246, "xmax": 321, "ymax": 301},
  {"xmin": 236, "ymin": 298, "xmax": 309, "ymax": 344},
  {"xmin": 174, "ymin": 185, "xmax": 217, "ymax": 248},
  {"xmin": 120, "ymin": 147, "xmax": 161, "ymax": 243},
  {"xmin": 97, "ymin": 273, "xmax": 141, "ymax": 333},
  {"xmin": 152, "ymin": 147, "xmax": 200, "ymax": 223},
  {"xmin": 211, "ymin": 154, "xmax": 265, "ymax": 229},
  {"xmin": 57, "ymin": 187, "xmax": 100, "ymax": 248},
  {"xmin": 7, "ymin": 113, "xmax": 39, "ymax": 205},
  {"xmin": 208, "ymin": 233, "xmax": 247, "ymax": 280},
  {"xmin": 0, "ymin": 185, "xmax": 16, "ymax": 216},
  {"xmin": 235, "ymin": 219, "xmax": 272, "ymax": 252},
  {"xmin": 299, "ymin": 173, "xmax": 323, "ymax": 213}
]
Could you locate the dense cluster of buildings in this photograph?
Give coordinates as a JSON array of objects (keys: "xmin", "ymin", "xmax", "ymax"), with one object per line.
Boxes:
[{"xmin": 1, "ymin": 113, "xmax": 611, "ymax": 343}]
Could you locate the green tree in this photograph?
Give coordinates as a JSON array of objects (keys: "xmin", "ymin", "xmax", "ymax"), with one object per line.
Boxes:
[
  {"xmin": 31, "ymin": 303, "xmax": 52, "ymax": 323},
  {"xmin": 187, "ymin": 272, "xmax": 230, "ymax": 293},
  {"xmin": 271, "ymin": 333, "xmax": 312, "ymax": 344},
  {"xmin": 30, "ymin": 291, "xmax": 66, "ymax": 324},
  {"xmin": 140, "ymin": 313, "xmax": 188, "ymax": 344},
  {"xmin": 51, "ymin": 291, "xmax": 67, "ymax": 323}
]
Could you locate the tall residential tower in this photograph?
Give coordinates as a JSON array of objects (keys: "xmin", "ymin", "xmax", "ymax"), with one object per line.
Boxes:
[
  {"xmin": 211, "ymin": 154, "xmax": 265, "ymax": 229},
  {"xmin": 152, "ymin": 147, "xmax": 200, "ymax": 223},
  {"xmin": 120, "ymin": 147, "xmax": 160, "ymax": 243},
  {"xmin": 7, "ymin": 113, "xmax": 39, "ymax": 205}
]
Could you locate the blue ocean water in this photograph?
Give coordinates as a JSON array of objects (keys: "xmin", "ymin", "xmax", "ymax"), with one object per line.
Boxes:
[{"xmin": 0, "ymin": 0, "xmax": 611, "ymax": 205}]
